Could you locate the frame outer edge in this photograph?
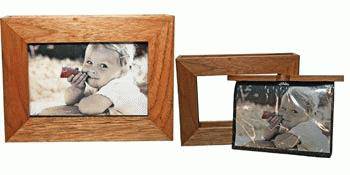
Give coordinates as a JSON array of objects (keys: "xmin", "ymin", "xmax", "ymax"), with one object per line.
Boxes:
[
  {"xmin": 1, "ymin": 19, "xmax": 29, "ymax": 141},
  {"xmin": 2, "ymin": 15, "xmax": 175, "ymax": 142},
  {"xmin": 176, "ymin": 53, "xmax": 302, "ymax": 146},
  {"xmin": 176, "ymin": 58, "xmax": 200, "ymax": 145}
]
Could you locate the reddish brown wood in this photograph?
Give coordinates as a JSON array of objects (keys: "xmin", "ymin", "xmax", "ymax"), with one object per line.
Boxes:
[
  {"xmin": 2, "ymin": 20, "xmax": 29, "ymax": 141},
  {"xmin": 1, "ymin": 15, "xmax": 174, "ymax": 142}
]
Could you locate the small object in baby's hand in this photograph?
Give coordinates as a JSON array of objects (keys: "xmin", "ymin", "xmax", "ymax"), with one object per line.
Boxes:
[
  {"xmin": 262, "ymin": 111, "xmax": 275, "ymax": 119},
  {"xmin": 60, "ymin": 67, "xmax": 80, "ymax": 78},
  {"xmin": 262, "ymin": 111, "xmax": 282, "ymax": 129}
]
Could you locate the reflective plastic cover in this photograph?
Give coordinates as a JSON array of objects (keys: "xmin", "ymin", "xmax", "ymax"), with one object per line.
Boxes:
[{"xmin": 233, "ymin": 81, "xmax": 334, "ymax": 157}]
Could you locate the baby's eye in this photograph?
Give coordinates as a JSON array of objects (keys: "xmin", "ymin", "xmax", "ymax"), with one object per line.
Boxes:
[
  {"xmin": 100, "ymin": 64, "xmax": 108, "ymax": 69},
  {"xmin": 86, "ymin": 60, "xmax": 93, "ymax": 65}
]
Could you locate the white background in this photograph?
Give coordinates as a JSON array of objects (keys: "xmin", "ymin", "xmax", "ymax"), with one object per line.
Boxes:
[{"xmin": 1, "ymin": 0, "xmax": 349, "ymax": 174}]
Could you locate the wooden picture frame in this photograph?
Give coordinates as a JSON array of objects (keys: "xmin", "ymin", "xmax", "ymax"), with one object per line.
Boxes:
[
  {"xmin": 176, "ymin": 53, "xmax": 300, "ymax": 145},
  {"xmin": 1, "ymin": 15, "xmax": 174, "ymax": 142},
  {"xmin": 177, "ymin": 53, "xmax": 343, "ymax": 146}
]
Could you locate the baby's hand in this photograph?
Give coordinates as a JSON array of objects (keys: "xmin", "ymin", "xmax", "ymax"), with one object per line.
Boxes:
[
  {"xmin": 266, "ymin": 114, "xmax": 282, "ymax": 129},
  {"xmin": 67, "ymin": 72, "xmax": 88, "ymax": 89}
]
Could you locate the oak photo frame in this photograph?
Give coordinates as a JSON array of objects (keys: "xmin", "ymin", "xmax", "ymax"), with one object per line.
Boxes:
[
  {"xmin": 177, "ymin": 53, "xmax": 343, "ymax": 146},
  {"xmin": 1, "ymin": 15, "xmax": 174, "ymax": 142},
  {"xmin": 176, "ymin": 53, "xmax": 301, "ymax": 146}
]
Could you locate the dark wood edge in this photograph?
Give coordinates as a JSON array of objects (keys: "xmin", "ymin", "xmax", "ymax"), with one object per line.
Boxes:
[
  {"xmin": 177, "ymin": 53, "xmax": 299, "ymax": 59},
  {"xmin": 176, "ymin": 53, "xmax": 300, "ymax": 76},
  {"xmin": 228, "ymin": 74, "xmax": 344, "ymax": 82},
  {"xmin": 176, "ymin": 60, "xmax": 199, "ymax": 145},
  {"xmin": 182, "ymin": 121, "xmax": 233, "ymax": 146}
]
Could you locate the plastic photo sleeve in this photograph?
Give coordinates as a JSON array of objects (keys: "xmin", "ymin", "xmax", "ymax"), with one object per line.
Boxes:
[{"xmin": 232, "ymin": 81, "xmax": 334, "ymax": 157}]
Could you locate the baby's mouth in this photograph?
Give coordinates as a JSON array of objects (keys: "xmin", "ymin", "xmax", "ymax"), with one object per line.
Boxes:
[
  {"xmin": 88, "ymin": 77, "xmax": 99, "ymax": 80},
  {"xmin": 87, "ymin": 76, "xmax": 98, "ymax": 80},
  {"xmin": 81, "ymin": 72, "xmax": 99, "ymax": 80},
  {"xmin": 86, "ymin": 74, "xmax": 99, "ymax": 80}
]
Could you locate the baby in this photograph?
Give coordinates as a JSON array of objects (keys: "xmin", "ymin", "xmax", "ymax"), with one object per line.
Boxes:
[
  {"xmin": 64, "ymin": 43, "xmax": 147, "ymax": 115},
  {"xmin": 261, "ymin": 87, "xmax": 330, "ymax": 152}
]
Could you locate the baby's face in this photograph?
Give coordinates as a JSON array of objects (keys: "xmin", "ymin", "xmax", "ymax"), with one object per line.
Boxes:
[
  {"xmin": 279, "ymin": 93, "xmax": 309, "ymax": 129},
  {"xmin": 82, "ymin": 44, "xmax": 124, "ymax": 89}
]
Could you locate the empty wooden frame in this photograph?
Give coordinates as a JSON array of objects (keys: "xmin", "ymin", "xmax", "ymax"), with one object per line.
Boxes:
[
  {"xmin": 176, "ymin": 53, "xmax": 301, "ymax": 145},
  {"xmin": 177, "ymin": 53, "xmax": 344, "ymax": 146},
  {"xmin": 1, "ymin": 15, "xmax": 174, "ymax": 142}
]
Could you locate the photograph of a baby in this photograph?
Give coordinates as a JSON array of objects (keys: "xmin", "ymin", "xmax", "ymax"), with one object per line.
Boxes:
[
  {"xmin": 29, "ymin": 42, "xmax": 148, "ymax": 116},
  {"xmin": 233, "ymin": 82, "xmax": 334, "ymax": 154}
]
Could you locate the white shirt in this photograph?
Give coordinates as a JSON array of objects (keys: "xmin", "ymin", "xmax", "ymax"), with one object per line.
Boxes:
[
  {"xmin": 289, "ymin": 119, "xmax": 330, "ymax": 153},
  {"xmin": 94, "ymin": 73, "xmax": 147, "ymax": 115}
]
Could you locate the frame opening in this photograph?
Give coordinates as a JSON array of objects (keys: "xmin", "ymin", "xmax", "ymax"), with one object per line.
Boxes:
[
  {"xmin": 198, "ymin": 75, "xmax": 235, "ymax": 122},
  {"xmin": 28, "ymin": 42, "xmax": 149, "ymax": 117}
]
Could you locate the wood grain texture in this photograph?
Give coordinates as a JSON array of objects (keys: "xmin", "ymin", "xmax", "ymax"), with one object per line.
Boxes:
[
  {"xmin": 176, "ymin": 53, "xmax": 300, "ymax": 146},
  {"xmin": 1, "ymin": 15, "xmax": 172, "ymax": 43},
  {"xmin": 176, "ymin": 60, "xmax": 199, "ymax": 145},
  {"xmin": 1, "ymin": 20, "xmax": 29, "ymax": 141},
  {"xmin": 178, "ymin": 53, "xmax": 300, "ymax": 76},
  {"xmin": 228, "ymin": 74, "xmax": 344, "ymax": 82},
  {"xmin": 184, "ymin": 121, "xmax": 233, "ymax": 146},
  {"xmin": 1, "ymin": 15, "xmax": 174, "ymax": 142},
  {"xmin": 9, "ymin": 117, "xmax": 169, "ymax": 142},
  {"xmin": 147, "ymin": 16, "xmax": 174, "ymax": 139}
]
